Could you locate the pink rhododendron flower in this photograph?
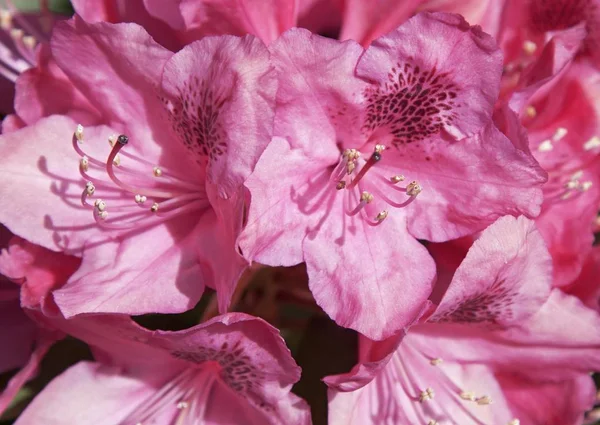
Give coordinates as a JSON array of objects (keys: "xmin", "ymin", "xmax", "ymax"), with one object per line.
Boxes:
[
  {"xmin": 16, "ymin": 313, "xmax": 310, "ymax": 425},
  {"xmin": 239, "ymin": 12, "xmax": 546, "ymax": 340},
  {"xmin": 0, "ymin": 17, "xmax": 275, "ymax": 318},
  {"xmin": 326, "ymin": 216, "xmax": 600, "ymax": 425}
]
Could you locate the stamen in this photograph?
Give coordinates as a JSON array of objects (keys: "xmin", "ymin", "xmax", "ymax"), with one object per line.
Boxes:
[
  {"xmin": 406, "ymin": 181, "xmax": 422, "ymax": 197},
  {"xmin": 0, "ymin": 9, "xmax": 12, "ymax": 30},
  {"xmin": 552, "ymin": 127, "xmax": 568, "ymax": 142},
  {"xmin": 346, "ymin": 191, "xmax": 373, "ymax": 216},
  {"xmin": 476, "ymin": 395, "xmax": 492, "ymax": 405},
  {"xmin": 537, "ymin": 140, "xmax": 553, "ymax": 152},
  {"xmin": 522, "ymin": 40, "xmax": 537, "ymax": 55},
  {"xmin": 428, "ymin": 421, "xmax": 438, "ymax": 425},
  {"xmin": 508, "ymin": 419, "xmax": 520, "ymax": 425},
  {"xmin": 390, "ymin": 175, "xmax": 405, "ymax": 183},
  {"xmin": 525, "ymin": 105, "xmax": 536, "ymax": 118},
  {"xmin": 419, "ymin": 387, "xmax": 435, "ymax": 402},
  {"xmin": 375, "ymin": 210, "xmax": 388, "ymax": 222},
  {"xmin": 584, "ymin": 136, "xmax": 600, "ymax": 151},
  {"xmin": 9, "ymin": 28, "xmax": 23, "ymax": 41},
  {"xmin": 134, "ymin": 194, "xmax": 147, "ymax": 204},
  {"xmin": 80, "ymin": 156, "xmax": 89, "ymax": 172},
  {"xmin": 460, "ymin": 391, "xmax": 476, "ymax": 401},
  {"xmin": 153, "ymin": 166, "xmax": 163, "ymax": 177},
  {"xmin": 347, "ymin": 145, "xmax": 384, "ymax": 189},
  {"xmin": 430, "ymin": 358, "xmax": 443, "ymax": 366},
  {"xmin": 75, "ymin": 124, "xmax": 84, "ymax": 142},
  {"xmin": 22, "ymin": 35, "xmax": 36, "ymax": 49},
  {"xmin": 150, "ymin": 202, "xmax": 159, "ymax": 213},
  {"xmin": 176, "ymin": 401, "xmax": 189, "ymax": 409}
]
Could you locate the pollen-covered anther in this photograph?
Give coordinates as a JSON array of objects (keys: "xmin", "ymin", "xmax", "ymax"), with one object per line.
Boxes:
[
  {"xmin": 406, "ymin": 181, "xmax": 422, "ymax": 197},
  {"xmin": 508, "ymin": 419, "xmax": 520, "ymax": 425},
  {"xmin": 525, "ymin": 106, "xmax": 537, "ymax": 118},
  {"xmin": 75, "ymin": 124, "xmax": 84, "ymax": 142},
  {"xmin": 108, "ymin": 134, "xmax": 117, "ymax": 147},
  {"xmin": 94, "ymin": 199, "xmax": 107, "ymax": 212},
  {"xmin": 430, "ymin": 358, "xmax": 443, "ymax": 366},
  {"xmin": 552, "ymin": 127, "xmax": 568, "ymax": 142},
  {"xmin": 0, "ymin": 9, "xmax": 12, "ymax": 30},
  {"xmin": 22, "ymin": 35, "xmax": 36, "ymax": 49},
  {"xmin": 150, "ymin": 202, "xmax": 159, "ymax": 213},
  {"xmin": 459, "ymin": 391, "xmax": 476, "ymax": 401},
  {"xmin": 176, "ymin": 401, "xmax": 189, "ymax": 410},
  {"xmin": 85, "ymin": 181, "xmax": 95, "ymax": 196},
  {"xmin": 390, "ymin": 175, "xmax": 405, "ymax": 183},
  {"xmin": 9, "ymin": 28, "xmax": 23, "ymax": 40},
  {"xmin": 336, "ymin": 181, "xmax": 347, "ymax": 190},
  {"xmin": 476, "ymin": 395, "xmax": 492, "ymax": 405},
  {"xmin": 346, "ymin": 161, "xmax": 356, "ymax": 175},
  {"xmin": 584, "ymin": 136, "xmax": 600, "ymax": 151},
  {"xmin": 374, "ymin": 144, "xmax": 386, "ymax": 154},
  {"xmin": 419, "ymin": 387, "xmax": 435, "ymax": 402},
  {"xmin": 522, "ymin": 40, "xmax": 538, "ymax": 55},
  {"xmin": 375, "ymin": 210, "xmax": 388, "ymax": 222},
  {"xmin": 113, "ymin": 155, "xmax": 121, "ymax": 167},
  {"xmin": 361, "ymin": 191, "xmax": 374, "ymax": 204},
  {"xmin": 80, "ymin": 156, "xmax": 89, "ymax": 172},
  {"xmin": 134, "ymin": 194, "xmax": 147, "ymax": 204},
  {"xmin": 537, "ymin": 140, "xmax": 553, "ymax": 152},
  {"xmin": 153, "ymin": 166, "xmax": 163, "ymax": 177}
]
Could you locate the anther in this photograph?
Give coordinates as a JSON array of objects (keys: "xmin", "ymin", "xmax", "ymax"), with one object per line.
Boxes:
[
  {"xmin": 375, "ymin": 210, "xmax": 388, "ymax": 222},
  {"xmin": 428, "ymin": 421, "xmax": 438, "ymax": 425},
  {"xmin": 537, "ymin": 140, "xmax": 553, "ymax": 152},
  {"xmin": 460, "ymin": 391, "xmax": 476, "ymax": 401},
  {"xmin": 176, "ymin": 401, "xmax": 189, "ymax": 410},
  {"xmin": 0, "ymin": 9, "xmax": 12, "ymax": 30},
  {"xmin": 94, "ymin": 199, "xmax": 107, "ymax": 212},
  {"xmin": 75, "ymin": 124, "xmax": 84, "ymax": 142},
  {"xmin": 80, "ymin": 156, "xmax": 89, "ymax": 172},
  {"xmin": 22, "ymin": 35, "xmax": 36, "ymax": 49},
  {"xmin": 153, "ymin": 166, "xmax": 162, "ymax": 177},
  {"xmin": 113, "ymin": 155, "xmax": 121, "ymax": 166},
  {"xmin": 522, "ymin": 40, "xmax": 537, "ymax": 55},
  {"xmin": 430, "ymin": 358, "xmax": 443, "ymax": 366},
  {"xmin": 9, "ymin": 28, "xmax": 23, "ymax": 40},
  {"xmin": 584, "ymin": 136, "xmax": 600, "ymax": 151},
  {"xmin": 336, "ymin": 181, "xmax": 346, "ymax": 190},
  {"xmin": 476, "ymin": 395, "xmax": 492, "ymax": 405},
  {"xmin": 117, "ymin": 134, "xmax": 129, "ymax": 145},
  {"xmin": 134, "ymin": 194, "xmax": 147, "ymax": 204},
  {"xmin": 360, "ymin": 191, "xmax": 374, "ymax": 203},
  {"xmin": 108, "ymin": 134, "xmax": 117, "ymax": 147},
  {"xmin": 508, "ymin": 419, "xmax": 520, "ymax": 425},
  {"xmin": 552, "ymin": 127, "xmax": 568, "ymax": 142},
  {"xmin": 406, "ymin": 181, "xmax": 422, "ymax": 197},
  {"xmin": 150, "ymin": 202, "xmax": 159, "ymax": 213},
  {"xmin": 85, "ymin": 181, "xmax": 95, "ymax": 196},
  {"xmin": 419, "ymin": 388, "xmax": 435, "ymax": 402},
  {"xmin": 525, "ymin": 105, "xmax": 536, "ymax": 118},
  {"xmin": 390, "ymin": 175, "xmax": 405, "ymax": 183}
]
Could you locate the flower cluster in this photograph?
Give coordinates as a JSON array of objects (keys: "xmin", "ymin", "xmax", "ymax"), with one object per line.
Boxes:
[{"xmin": 0, "ymin": 0, "xmax": 599, "ymax": 424}]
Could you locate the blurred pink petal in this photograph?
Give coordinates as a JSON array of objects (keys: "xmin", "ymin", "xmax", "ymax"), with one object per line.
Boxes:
[{"xmin": 18, "ymin": 313, "xmax": 310, "ymax": 425}]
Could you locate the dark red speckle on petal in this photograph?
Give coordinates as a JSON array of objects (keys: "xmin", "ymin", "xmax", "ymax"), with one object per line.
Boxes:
[
  {"xmin": 162, "ymin": 76, "xmax": 229, "ymax": 165},
  {"xmin": 362, "ymin": 61, "xmax": 459, "ymax": 148}
]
